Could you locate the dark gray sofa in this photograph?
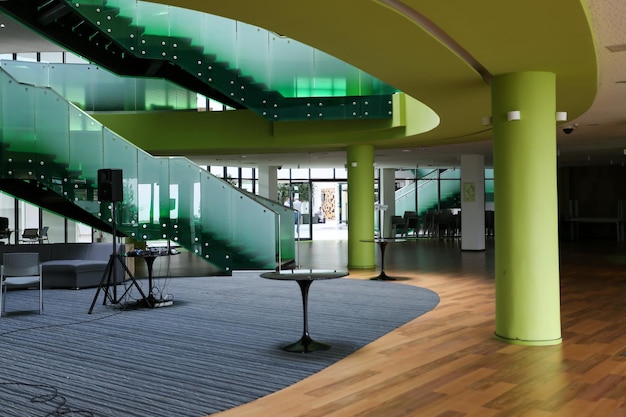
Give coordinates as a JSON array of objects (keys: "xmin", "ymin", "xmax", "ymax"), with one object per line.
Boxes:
[{"xmin": 0, "ymin": 243, "xmax": 124, "ymax": 289}]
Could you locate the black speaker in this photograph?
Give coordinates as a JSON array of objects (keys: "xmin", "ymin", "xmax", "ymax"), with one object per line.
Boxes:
[{"xmin": 98, "ymin": 169, "xmax": 123, "ymax": 202}]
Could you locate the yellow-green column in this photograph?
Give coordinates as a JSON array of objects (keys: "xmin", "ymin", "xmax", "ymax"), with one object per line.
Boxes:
[
  {"xmin": 492, "ymin": 71, "xmax": 561, "ymax": 346},
  {"xmin": 347, "ymin": 145, "xmax": 375, "ymax": 269}
]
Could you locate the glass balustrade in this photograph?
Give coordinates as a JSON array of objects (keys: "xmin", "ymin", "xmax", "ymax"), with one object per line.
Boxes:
[
  {"xmin": 0, "ymin": 60, "xmax": 197, "ymax": 112},
  {"xmin": 242, "ymin": 191, "xmax": 297, "ymax": 262},
  {"xmin": 0, "ymin": 64, "xmax": 282, "ymax": 273},
  {"xmin": 65, "ymin": 0, "xmax": 396, "ymax": 120}
]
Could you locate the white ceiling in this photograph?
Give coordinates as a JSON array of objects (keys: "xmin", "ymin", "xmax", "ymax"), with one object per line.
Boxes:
[{"xmin": 1, "ymin": 1, "xmax": 626, "ymax": 169}]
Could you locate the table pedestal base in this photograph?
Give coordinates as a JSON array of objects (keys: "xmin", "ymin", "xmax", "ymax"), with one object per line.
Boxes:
[
  {"xmin": 371, "ymin": 271, "xmax": 396, "ymax": 281},
  {"xmin": 260, "ymin": 269, "xmax": 347, "ymax": 353},
  {"xmin": 282, "ymin": 335, "xmax": 331, "ymax": 353}
]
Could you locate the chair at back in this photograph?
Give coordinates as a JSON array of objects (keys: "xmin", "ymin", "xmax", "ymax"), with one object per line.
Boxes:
[
  {"xmin": 405, "ymin": 216, "xmax": 420, "ymax": 237},
  {"xmin": 38, "ymin": 226, "xmax": 49, "ymax": 243},
  {"xmin": 0, "ymin": 252, "xmax": 43, "ymax": 316},
  {"xmin": 390, "ymin": 216, "xmax": 406, "ymax": 237},
  {"xmin": 20, "ymin": 228, "xmax": 40, "ymax": 244}
]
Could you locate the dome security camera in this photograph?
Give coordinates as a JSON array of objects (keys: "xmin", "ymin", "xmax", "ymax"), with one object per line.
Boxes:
[{"xmin": 563, "ymin": 126, "xmax": 575, "ymax": 134}]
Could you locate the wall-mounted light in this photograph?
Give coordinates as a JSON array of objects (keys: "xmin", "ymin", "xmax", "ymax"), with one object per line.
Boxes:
[
  {"xmin": 351, "ymin": 162, "xmax": 358, "ymax": 167},
  {"xmin": 556, "ymin": 111, "xmax": 568, "ymax": 122},
  {"xmin": 507, "ymin": 111, "xmax": 521, "ymax": 121},
  {"xmin": 481, "ymin": 116, "xmax": 492, "ymax": 126}
]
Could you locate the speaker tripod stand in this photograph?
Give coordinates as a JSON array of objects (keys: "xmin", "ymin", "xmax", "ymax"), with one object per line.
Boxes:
[{"xmin": 88, "ymin": 202, "xmax": 151, "ymax": 314}]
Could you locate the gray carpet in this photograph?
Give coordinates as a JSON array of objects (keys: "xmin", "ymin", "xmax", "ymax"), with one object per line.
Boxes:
[{"xmin": 0, "ymin": 272, "xmax": 439, "ymax": 417}]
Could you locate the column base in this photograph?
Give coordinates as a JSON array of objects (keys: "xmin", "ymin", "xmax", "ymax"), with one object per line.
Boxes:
[{"xmin": 493, "ymin": 332, "xmax": 562, "ymax": 346}]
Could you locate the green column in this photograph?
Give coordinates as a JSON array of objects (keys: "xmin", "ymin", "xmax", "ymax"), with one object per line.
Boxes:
[
  {"xmin": 347, "ymin": 145, "xmax": 375, "ymax": 269},
  {"xmin": 492, "ymin": 71, "xmax": 561, "ymax": 346}
]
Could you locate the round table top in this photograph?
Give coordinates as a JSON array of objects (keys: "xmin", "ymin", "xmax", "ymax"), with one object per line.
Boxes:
[{"xmin": 260, "ymin": 269, "xmax": 347, "ymax": 281}]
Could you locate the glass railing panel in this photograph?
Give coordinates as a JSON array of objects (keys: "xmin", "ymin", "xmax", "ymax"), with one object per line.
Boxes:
[
  {"xmin": 168, "ymin": 157, "xmax": 200, "ymax": 248},
  {"xmin": 68, "ymin": 108, "xmax": 103, "ymax": 210},
  {"xmin": 34, "ymin": 87, "xmax": 71, "ymax": 180},
  {"xmin": 135, "ymin": 2, "xmax": 171, "ymax": 62},
  {"xmin": 237, "ymin": 21, "xmax": 270, "ymax": 86},
  {"xmin": 1, "ymin": 72, "xmax": 36, "ymax": 153},
  {"xmin": 199, "ymin": 172, "xmax": 234, "ymax": 270},
  {"xmin": 144, "ymin": 78, "xmax": 194, "ymax": 110},
  {"xmin": 136, "ymin": 151, "xmax": 168, "ymax": 241},
  {"xmin": 200, "ymin": 13, "xmax": 237, "ymax": 68},
  {"xmin": 242, "ymin": 191, "xmax": 296, "ymax": 262},
  {"xmin": 231, "ymin": 189, "xmax": 276, "ymax": 270},
  {"xmin": 278, "ymin": 205, "xmax": 296, "ymax": 261},
  {"xmin": 200, "ymin": 174, "xmax": 232, "ymax": 241},
  {"xmin": 136, "ymin": 1, "xmax": 170, "ymax": 36},
  {"xmin": 49, "ymin": 63, "xmax": 100, "ymax": 111},
  {"xmin": 162, "ymin": 6, "xmax": 205, "ymax": 77},
  {"xmin": 314, "ymin": 50, "xmax": 355, "ymax": 96},
  {"xmin": 168, "ymin": 5, "xmax": 203, "ymax": 49},
  {"xmin": 269, "ymin": 35, "xmax": 314, "ymax": 98},
  {"xmin": 0, "ymin": 61, "xmax": 49, "ymax": 87}
]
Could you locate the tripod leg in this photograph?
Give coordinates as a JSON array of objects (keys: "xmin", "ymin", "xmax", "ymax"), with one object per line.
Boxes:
[{"xmin": 88, "ymin": 255, "xmax": 116, "ymax": 314}]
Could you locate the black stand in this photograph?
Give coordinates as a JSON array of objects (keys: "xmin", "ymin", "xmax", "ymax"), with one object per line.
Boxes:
[
  {"xmin": 88, "ymin": 202, "xmax": 152, "ymax": 314},
  {"xmin": 281, "ymin": 279, "xmax": 330, "ymax": 353},
  {"xmin": 371, "ymin": 240, "xmax": 395, "ymax": 281}
]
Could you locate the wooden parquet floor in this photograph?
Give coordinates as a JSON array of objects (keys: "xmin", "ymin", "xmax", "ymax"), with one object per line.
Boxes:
[{"xmin": 211, "ymin": 238, "xmax": 626, "ymax": 417}]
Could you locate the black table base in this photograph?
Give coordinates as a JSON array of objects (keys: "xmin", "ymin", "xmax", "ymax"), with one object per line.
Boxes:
[
  {"xmin": 366, "ymin": 239, "xmax": 403, "ymax": 281},
  {"xmin": 282, "ymin": 336, "xmax": 331, "ymax": 353},
  {"xmin": 261, "ymin": 269, "xmax": 346, "ymax": 353},
  {"xmin": 371, "ymin": 270, "xmax": 396, "ymax": 281},
  {"xmin": 283, "ymin": 279, "xmax": 330, "ymax": 353}
]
